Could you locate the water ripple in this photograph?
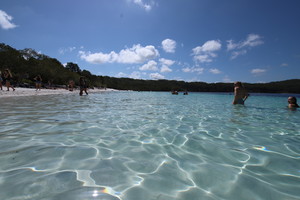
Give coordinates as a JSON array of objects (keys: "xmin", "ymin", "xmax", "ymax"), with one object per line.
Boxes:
[{"xmin": 1, "ymin": 92, "xmax": 300, "ymax": 200}]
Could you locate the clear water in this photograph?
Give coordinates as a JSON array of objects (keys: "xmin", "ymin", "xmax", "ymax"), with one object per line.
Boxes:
[{"xmin": 0, "ymin": 92, "xmax": 299, "ymax": 200}]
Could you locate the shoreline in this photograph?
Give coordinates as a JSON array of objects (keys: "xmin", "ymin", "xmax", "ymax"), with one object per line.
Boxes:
[{"xmin": 0, "ymin": 87, "xmax": 117, "ymax": 98}]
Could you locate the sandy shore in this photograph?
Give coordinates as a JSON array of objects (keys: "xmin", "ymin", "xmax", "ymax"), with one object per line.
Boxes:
[{"xmin": 0, "ymin": 87, "xmax": 117, "ymax": 98}]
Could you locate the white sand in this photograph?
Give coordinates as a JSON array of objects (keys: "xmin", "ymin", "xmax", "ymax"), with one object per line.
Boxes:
[{"xmin": 0, "ymin": 87, "xmax": 117, "ymax": 98}]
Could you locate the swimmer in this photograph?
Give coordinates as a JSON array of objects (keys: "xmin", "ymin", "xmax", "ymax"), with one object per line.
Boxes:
[
  {"xmin": 288, "ymin": 96, "xmax": 299, "ymax": 109},
  {"xmin": 232, "ymin": 81, "xmax": 249, "ymax": 105}
]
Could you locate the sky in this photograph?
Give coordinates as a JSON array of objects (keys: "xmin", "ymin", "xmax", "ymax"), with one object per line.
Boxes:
[{"xmin": 1, "ymin": 0, "xmax": 300, "ymax": 83}]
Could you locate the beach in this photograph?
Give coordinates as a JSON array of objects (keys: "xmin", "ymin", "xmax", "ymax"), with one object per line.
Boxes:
[{"xmin": 0, "ymin": 87, "xmax": 117, "ymax": 98}]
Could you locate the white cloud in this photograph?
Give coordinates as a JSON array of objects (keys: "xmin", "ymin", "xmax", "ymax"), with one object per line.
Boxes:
[
  {"xmin": 227, "ymin": 34, "xmax": 264, "ymax": 50},
  {"xmin": 162, "ymin": 39, "xmax": 176, "ymax": 53},
  {"xmin": 160, "ymin": 65, "xmax": 172, "ymax": 73},
  {"xmin": 0, "ymin": 10, "xmax": 18, "ymax": 30},
  {"xmin": 281, "ymin": 63, "xmax": 288, "ymax": 67},
  {"xmin": 59, "ymin": 47, "xmax": 76, "ymax": 55},
  {"xmin": 79, "ymin": 44, "xmax": 159, "ymax": 64},
  {"xmin": 230, "ymin": 50, "xmax": 247, "ymax": 60},
  {"xmin": 242, "ymin": 34, "xmax": 264, "ymax": 48},
  {"xmin": 193, "ymin": 54, "xmax": 214, "ymax": 63},
  {"xmin": 182, "ymin": 67, "xmax": 204, "ymax": 74},
  {"xmin": 139, "ymin": 60, "xmax": 158, "ymax": 71},
  {"xmin": 150, "ymin": 72, "xmax": 164, "ymax": 79},
  {"xmin": 116, "ymin": 71, "xmax": 144, "ymax": 79},
  {"xmin": 116, "ymin": 72, "xmax": 127, "ymax": 77},
  {"xmin": 129, "ymin": 0, "xmax": 153, "ymax": 11},
  {"xmin": 227, "ymin": 34, "xmax": 263, "ymax": 59},
  {"xmin": 192, "ymin": 40, "xmax": 221, "ymax": 63},
  {"xmin": 159, "ymin": 58, "xmax": 175, "ymax": 66},
  {"xmin": 209, "ymin": 68, "xmax": 221, "ymax": 74},
  {"xmin": 159, "ymin": 58, "xmax": 174, "ymax": 73},
  {"xmin": 251, "ymin": 68, "xmax": 266, "ymax": 75},
  {"xmin": 193, "ymin": 40, "xmax": 222, "ymax": 53},
  {"xmin": 226, "ymin": 40, "xmax": 238, "ymax": 51}
]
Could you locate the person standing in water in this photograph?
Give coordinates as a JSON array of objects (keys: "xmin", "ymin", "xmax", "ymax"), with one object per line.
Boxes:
[
  {"xmin": 68, "ymin": 80, "xmax": 75, "ymax": 91},
  {"xmin": 232, "ymin": 81, "xmax": 249, "ymax": 105},
  {"xmin": 34, "ymin": 75, "xmax": 42, "ymax": 91},
  {"xmin": 287, "ymin": 96, "xmax": 299, "ymax": 109},
  {"xmin": 79, "ymin": 76, "xmax": 88, "ymax": 96}
]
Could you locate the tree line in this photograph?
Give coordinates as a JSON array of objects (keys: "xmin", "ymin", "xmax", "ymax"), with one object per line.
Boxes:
[{"xmin": 0, "ymin": 43, "xmax": 299, "ymax": 93}]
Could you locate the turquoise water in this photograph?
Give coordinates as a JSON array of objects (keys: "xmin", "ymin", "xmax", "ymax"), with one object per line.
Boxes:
[{"xmin": 0, "ymin": 92, "xmax": 299, "ymax": 200}]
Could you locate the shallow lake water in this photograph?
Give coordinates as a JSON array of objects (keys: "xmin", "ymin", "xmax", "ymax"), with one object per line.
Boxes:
[{"xmin": 0, "ymin": 92, "xmax": 299, "ymax": 200}]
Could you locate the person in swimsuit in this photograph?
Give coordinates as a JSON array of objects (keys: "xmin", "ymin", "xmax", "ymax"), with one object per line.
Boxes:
[
  {"xmin": 34, "ymin": 75, "xmax": 42, "ymax": 91},
  {"xmin": 68, "ymin": 80, "xmax": 75, "ymax": 91},
  {"xmin": 288, "ymin": 96, "xmax": 299, "ymax": 109},
  {"xmin": 232, "ymin": 81, "xmax": 249, "ymax": 105},
  {"xmin": 3, "ymin": 69, "xmax": 15, "ymax": 91},
  {"xmin": 79, "ymin": 76, "xmax": 88, "ymax": 96}
]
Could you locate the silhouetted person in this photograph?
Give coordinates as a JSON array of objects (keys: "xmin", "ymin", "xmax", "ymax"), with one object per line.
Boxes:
[{"xmin": 79, "ymin": 76, "xmax": 88, "ymax": 96}]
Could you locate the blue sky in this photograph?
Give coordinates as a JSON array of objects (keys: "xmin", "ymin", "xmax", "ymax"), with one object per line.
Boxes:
[{"xmin": 1, "ymin": 0, "xmax": 300, "ymax": 83}]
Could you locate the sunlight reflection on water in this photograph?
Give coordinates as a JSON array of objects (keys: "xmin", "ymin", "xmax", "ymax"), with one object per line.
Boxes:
[{"xmin": 0, "ymin": 92, "xmax": 299, "ymax": 200}]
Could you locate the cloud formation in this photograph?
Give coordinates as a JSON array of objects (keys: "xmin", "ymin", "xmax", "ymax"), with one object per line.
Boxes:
[
  {"xmin": 117, "ymin": 71, "xmax": 145, "ymax": 79},
  {"xmin": 159, "ymin": 58, "xmax": 174, "ymax": 73},
  {"xmin": 182, "ymin": 66, "xmax": 204, "ymax": 74},
  {"xmin": 59, "ymin": 47, "xmax": 76, "ymax": 55},
  {"xmin": 162, "ymin": 39, "xmax": 176, "ymax": 53},
  {"xmin": 227, "ymin": 34, "xmax": 264, "ymax": 59},
  {"xmin": 209, "ymin": 68, "xmax": 221, "ymax": 74},
  {"xmin": 150, "ymin": 72, "xmax": 164, "ymax": 79},
  {"xmin": 79, "ymin": 44, "xmax": 159, "ymax": 64},
  {"xmin": 0, "ymin": 10, "xmax": 18, "ymax": 30},
  {"xmin": 192, "ymin": 40, "xmax": 221, "ymax": 63},
  {"xmin": 139, "ymin": 60, "xmax": 158, "ymax": 71},
  {"xmin": 251, "ymin": 68, "xmax": 266, "ymax": 75},
  {"xmin": 130, "ymin": 0, "xmax": 153, "ymax": 11}
]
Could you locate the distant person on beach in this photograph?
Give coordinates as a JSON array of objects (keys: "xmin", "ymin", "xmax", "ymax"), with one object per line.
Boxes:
[
  {"xmin": 232, "ymin": 81, "xmax": 249, "ymax": 105},
  {"xmin": 288, "ymin": 96, "xmax": 299, "ymax": 109},
  {"xmin": 79, "ymin": 76, "xmax": 88, "ymax": 96},
  {"xmin": 68, "ymin": 80, "xmax": 75, "ymax": 91},
  {"xmin": 3, "ymin": 69, "xmax": 15, "ymax": 91},
  {"xmin": 34, "ymin": 75, "xmax": 42, "ymax": 91},
  {"xmin": 47, "ymin": 80, "xmax": 53, "ymax": 89},
  {"xmin": 0, "ymin": 71, "xmax": 3, "ymax": 90}
]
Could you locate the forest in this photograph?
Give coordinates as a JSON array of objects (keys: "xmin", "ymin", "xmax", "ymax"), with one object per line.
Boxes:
[{"xmin": 1, "ymin": 43, "xmax": 299, "ymax": 93}]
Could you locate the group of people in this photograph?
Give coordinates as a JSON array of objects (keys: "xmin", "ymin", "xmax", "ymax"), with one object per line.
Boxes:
[
  {"xmin": 232, "ymin": 81, "xmax": 299, "ymax": 109},
  {"xmin": 0, "ymin": 70, "xmax": 298, "ymax": 106},
  {"xmin": 0, "ymin": 69, "xmax": 15, "ymax": 91},
  {"xmin": 0, "ymin": 68, "xmax": 89, "ymax": 96}
]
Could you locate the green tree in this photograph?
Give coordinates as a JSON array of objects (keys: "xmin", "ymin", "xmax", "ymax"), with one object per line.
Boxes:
[{"xmin": 65, "ymin": 62, "xmax": 81, "ymax": 73}]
